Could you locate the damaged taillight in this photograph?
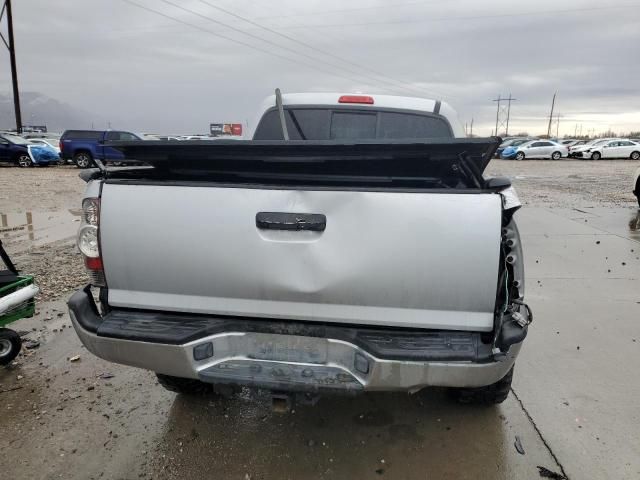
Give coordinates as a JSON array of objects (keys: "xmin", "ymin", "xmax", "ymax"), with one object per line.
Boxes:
[{"xmin": 77, "ymin": 197, "xmax": 105, "ymax": 286}]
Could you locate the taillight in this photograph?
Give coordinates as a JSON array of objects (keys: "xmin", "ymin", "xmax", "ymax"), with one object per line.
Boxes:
[
  {"xmin": 338, "ymin": 95, "xmax": 374, "ymax": 105},
  {"xmin": 77, "ymin": 197, "xmax": 105, "ymax": 286},
  {"xmin": 59, "ymin": 140, "xmax": 63, "ymax": 151}
]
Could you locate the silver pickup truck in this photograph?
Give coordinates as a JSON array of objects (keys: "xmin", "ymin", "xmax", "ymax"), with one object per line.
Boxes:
[{"xmin": 68, "ymin": 93, "xmax": 531, "ymax": 405}]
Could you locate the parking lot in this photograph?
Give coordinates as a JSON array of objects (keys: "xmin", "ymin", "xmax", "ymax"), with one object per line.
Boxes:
[{"xmin": 1, "ymin": 159, "xmax": 639, "ymax": 479}]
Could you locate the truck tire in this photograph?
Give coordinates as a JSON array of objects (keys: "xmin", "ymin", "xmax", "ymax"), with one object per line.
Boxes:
[
  {"xmin": 74, "ymin": 151, "xmax": 93, "ymax": 169},
  {"xmin": 449, "ymin": 367, "xmax": 514, "ymax": 405},
  {"xmin": 0, "ymin": 328, "xmax": 22, "ymax": 366},
  {"xmin": 156, "ymin": 373, "xmax": 213, "ymax": 395}
]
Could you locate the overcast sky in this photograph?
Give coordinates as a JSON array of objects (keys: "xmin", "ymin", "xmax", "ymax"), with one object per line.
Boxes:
[{"xmin": 1, "ymin": 0, "xmax": 639, "ymax": 135}]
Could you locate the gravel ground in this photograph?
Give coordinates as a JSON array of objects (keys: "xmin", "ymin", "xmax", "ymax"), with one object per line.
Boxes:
[
  {"xmin": 0, "ymin": 165, "xmax": 84, "ymax": 212},
  {"xmin": 486, "ymin": 159, "xmax": 639, "ymax": 207}
]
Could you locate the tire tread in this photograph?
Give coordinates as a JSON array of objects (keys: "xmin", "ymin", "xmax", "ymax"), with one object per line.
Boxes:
[
  {"xmin": 450, "ymin": 367, "xmax": 514, "ymax": 405},
  {"xmin": 156, "ymin": 373, "xmax": 213, "ymax": 395},
  {"xmin": 0, "ymin": 328, "xmax": 22, "ymax": 366}
]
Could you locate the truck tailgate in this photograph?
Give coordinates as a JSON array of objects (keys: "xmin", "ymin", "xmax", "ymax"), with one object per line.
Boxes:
[{"xmin": 100, "ymin": 184, "xmax": 502, "ymax": 331}]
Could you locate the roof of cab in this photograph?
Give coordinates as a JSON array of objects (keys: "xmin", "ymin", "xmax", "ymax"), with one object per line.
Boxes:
[{"xmin": 249, "ymin": 92, "xmax": 464, "ymax": 138}]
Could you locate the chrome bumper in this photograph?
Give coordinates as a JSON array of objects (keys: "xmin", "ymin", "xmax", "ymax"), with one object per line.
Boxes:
[{"xmin": 69, "ymin": 311, "xmax": 520, "ymax": 393}]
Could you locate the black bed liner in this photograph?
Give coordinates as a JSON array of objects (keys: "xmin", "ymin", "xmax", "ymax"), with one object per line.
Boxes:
[
  {"xmin": 108, "ymin": 138, "xmax": 498, "ymax": 167},
  {"xmin": 96, "ymin": 138, "xmax": 501, "ymax": 188}
]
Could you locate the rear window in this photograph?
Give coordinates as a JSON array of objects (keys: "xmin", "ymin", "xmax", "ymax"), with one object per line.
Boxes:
[
  {"xmin": 330, "ymin": 112, "xmax": 377, "ymax": 139},
  {"xmin": 253, "ymin": 108, "xmax": 453, "ymax": 140},
  {"xmin": 62, "ymin": 130, "xmax": 103, "ymax": 140},
  {"xmin": 105, "ymin": 131, "xmax": 140, "ymax": 141}
]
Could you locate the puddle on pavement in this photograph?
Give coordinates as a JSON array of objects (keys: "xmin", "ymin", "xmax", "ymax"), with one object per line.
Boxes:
[{"xmin": 0, "ymin": 210, "xmax": 80, "ymax": 253}]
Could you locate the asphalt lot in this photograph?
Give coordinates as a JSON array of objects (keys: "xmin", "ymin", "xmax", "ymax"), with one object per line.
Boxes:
[{"xmin": 0, "ymin": 160, "xmax": 639, "ymax": 479}]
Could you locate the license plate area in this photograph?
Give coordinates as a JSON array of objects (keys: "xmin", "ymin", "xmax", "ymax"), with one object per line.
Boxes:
[{"xmin": 247, "ymin": 334, "xmax": 328, "ymax": 364}]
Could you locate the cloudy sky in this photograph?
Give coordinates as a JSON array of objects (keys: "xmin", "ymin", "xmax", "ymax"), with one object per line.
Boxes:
[{"xmin": 1, "ymin": 0, "xmax": 639, "ymax": 135}]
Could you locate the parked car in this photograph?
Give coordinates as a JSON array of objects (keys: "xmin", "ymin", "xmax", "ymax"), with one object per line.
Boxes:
[
  {"xmin": 0, "ymin": 133, "xmax": 59, "ymax": 167},
  {"xmin": 59, "ymin": 130, "xmax": 142, "ymax": 168},
  {"xmin": 570, "ymin": 138, "xmax": 619, "ymax": 158},
  {"xmin": 26, "ymin": 143, "xmax": 61, "ymax": 166},
  {"xmin": 581, "ymin": 139, "xmax": 640, "ymax": 160},
  {"xmin": 567, "ymin": 140, "xmax": 589, "ymax": 155},
  {"xmin": 0, "ymin": 133, "xmax": 32, "ymax": 167},
  {"xmin": 28, "ymin": 138, "xmax": 61, "ymax": 153},
  {"xmin": 511, "ymin": 140, "xmax": 568, "ymax": 160},
  {"xmin": 495, "ymin": 138, "xmax": 526, "ymax": 158},
  {"xmin": 68, "ymin": 93, "xmax": 530, "ymax": 406},
  {"xmin": 500, "ymin": 138, "xmax": 536, "ymax": 159},
  {"xmin": 179, "ymin": 135, "xmax": 216, "ymax": 140}
]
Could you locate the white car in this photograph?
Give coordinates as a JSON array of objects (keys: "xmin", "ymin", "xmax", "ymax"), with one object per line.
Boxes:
[
  {"xmin": 570, "ymin": 138, "xmax": 619, "ymax": 158},
  {"xmin": 28, "ymin": 138, "xmax": 61, "ymax": 153},
  {"xmin": 513, "ymin": 140, "xmax": 568, "ymax": 160},
  {"xmin": 179, "ymin": 135, "xmax": 214, "ymax": 140},
  {"xmin": 583, "ymin": 139, "xmax": 640, "ymax": 160}
]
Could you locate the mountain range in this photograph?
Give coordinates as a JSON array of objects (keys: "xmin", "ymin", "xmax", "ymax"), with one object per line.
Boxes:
[{"xmin": 0, "ymin": 92, "xmax": 104, "ymax": 133}]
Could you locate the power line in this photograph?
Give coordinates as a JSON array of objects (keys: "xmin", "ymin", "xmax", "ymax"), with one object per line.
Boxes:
[
  {"xmin": 194, "ymin": 0, "xmax": 449, "ymax": 99},
  {"xmin": 253, "ymin": 0, "xmax": 450, "ymax": 20},
  {"xmin": 121, "ymin": 0, "xmax": 406, "ymax": 94},
  {"xmin": 153, "ymin": 0, "xmax": 438, "ymax": 97},
  {"xmin": 270, "ymin": 3, "xmax": 640, "ymax": 29}
]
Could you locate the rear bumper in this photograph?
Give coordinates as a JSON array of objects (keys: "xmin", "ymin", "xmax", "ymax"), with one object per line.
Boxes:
[{"xmin": 68, "ymin": 287, "xmax": 522, "ymax": 393}]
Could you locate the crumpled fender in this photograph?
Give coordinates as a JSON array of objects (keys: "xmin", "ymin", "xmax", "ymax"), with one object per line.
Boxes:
[{"xmin": 27, "ymin": 144, "xmax": 59, "ymax": 164}]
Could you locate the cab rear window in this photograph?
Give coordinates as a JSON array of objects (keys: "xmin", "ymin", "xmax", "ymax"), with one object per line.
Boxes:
[
  {"xmin": 253, "ymin": 108, "xmax": 453, "ymax": 140},
  {"xmin": 62, "ymin": 130, "xmax": 103, "ymax": 140}
]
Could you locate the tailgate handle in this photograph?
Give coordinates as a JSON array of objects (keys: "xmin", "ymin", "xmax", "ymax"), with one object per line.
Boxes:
[{"xmin": 256, "ymin": 212, "xmax": 326, "ymax": 232}]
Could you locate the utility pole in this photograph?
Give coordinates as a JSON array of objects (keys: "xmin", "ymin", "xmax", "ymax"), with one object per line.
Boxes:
[
  {"xmin": 1, "ymin": 0, "xmax": 23, "ymax": 133},
  {"xmin": 556, "ymin": 114, "xmax": 560, "ymax": 138},
  {"xmin": 505, "ymin": 93, "xmax": 515, "ymax": 136},
  {"xmin": 493, "ymin": 94, "xmax": 501, "ymax": 137},
  {"xmin": 492, "ymin": 93, "xmax": 517, "ymax": 137},
  {"xmin": 546, "ymin": 92, "xmax": 556, "ymax": 138},
  {"xmin": 470, "ymin": 117, "xmax": 474, "ymax": 137}
]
